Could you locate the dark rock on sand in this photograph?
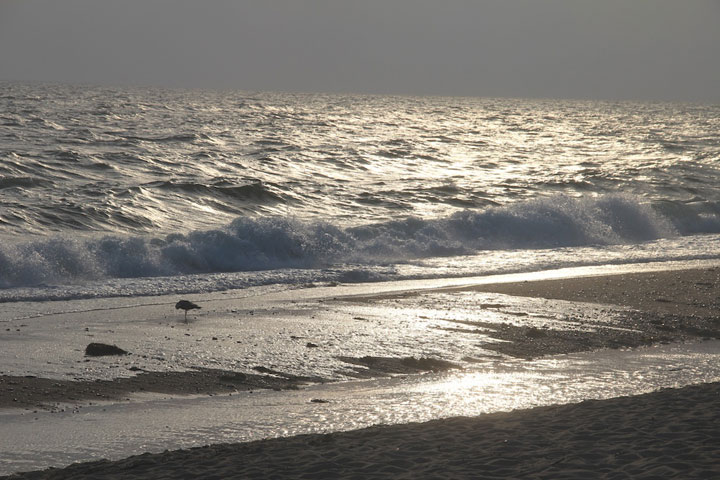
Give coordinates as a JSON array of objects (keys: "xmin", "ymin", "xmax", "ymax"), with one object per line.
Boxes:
[{"xmin": 85, "ymin": 343, "xmax": 129, "ymax": 357}]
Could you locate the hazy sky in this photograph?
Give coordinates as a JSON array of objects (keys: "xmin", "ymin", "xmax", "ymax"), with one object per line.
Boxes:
[{"xmin": 1, "ymin": 0, "xmax": 718, "ymax": 102}]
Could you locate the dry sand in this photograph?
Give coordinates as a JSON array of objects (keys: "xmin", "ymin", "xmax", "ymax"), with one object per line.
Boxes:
[{"xmin": 4, "ymin": 267, "xmax": 720, "ymax": 479}]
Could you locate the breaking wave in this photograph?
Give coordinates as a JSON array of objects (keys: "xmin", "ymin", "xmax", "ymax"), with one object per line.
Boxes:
[{"xmin": 2, "ymin": 194, "xmax": 717, "ymax": 290}]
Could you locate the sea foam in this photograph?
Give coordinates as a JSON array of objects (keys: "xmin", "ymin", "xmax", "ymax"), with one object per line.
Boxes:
[{"xmin": 0, "ymin": 195, "xmax": 703, "ymax": 290}]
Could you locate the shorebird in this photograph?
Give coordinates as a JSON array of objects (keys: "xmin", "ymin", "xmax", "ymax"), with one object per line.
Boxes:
[{"xmin": 175, "ymin": 300, "xmax": 201, "ymax": 322}]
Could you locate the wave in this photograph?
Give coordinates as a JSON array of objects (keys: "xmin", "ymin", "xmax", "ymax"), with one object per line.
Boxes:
[
  {"xmin": 1, "ymin": 194, "xmax": 718, "ymax": 290},
  {"xmin": 0, "ymin": 176, "xmax": 54, "ymax": 190},
  {"xmin": 145, "ymin": 179, "xmax": 285, "ymax": 202},
  {"xmin": 122, "ymin": 133, "xmax": 200, "ymax": 143}
]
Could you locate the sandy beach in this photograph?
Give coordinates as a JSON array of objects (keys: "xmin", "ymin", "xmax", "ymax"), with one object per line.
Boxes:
[
  {"xmin": 468, "ymin": 266, "xmax": 720, "ymax": 317},
  {"xmin": 5, "ymin": 381, "xmax": 719, "ymax": 479},
  {"xmin": 3, "ymin": 266, "xmax": 720, "ymax": 478}
]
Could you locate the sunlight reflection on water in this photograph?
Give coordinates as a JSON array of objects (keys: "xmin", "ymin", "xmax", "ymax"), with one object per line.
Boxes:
[{"xmin": 2, "ymin": 340, "xmax": 719, "ymax": 475}]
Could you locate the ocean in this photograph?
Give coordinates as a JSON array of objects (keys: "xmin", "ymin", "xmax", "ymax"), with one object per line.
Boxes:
[{"xmin": 1, "ymin": 80, "xmax": 720, "ymax": 301}]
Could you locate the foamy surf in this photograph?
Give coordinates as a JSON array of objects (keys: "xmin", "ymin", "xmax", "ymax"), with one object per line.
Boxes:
[{"xmin": 1, "ymin": 194, "xmax": 719, "ymax": 301}]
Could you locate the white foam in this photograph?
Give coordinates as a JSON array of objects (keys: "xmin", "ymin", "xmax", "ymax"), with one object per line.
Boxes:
[{"xmin": 1, "ymin": 194, "xmax": 719, "ymax": 300}]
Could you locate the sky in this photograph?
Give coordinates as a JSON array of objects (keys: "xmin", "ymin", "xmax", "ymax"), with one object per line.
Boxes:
[{"xmin": 1, "ymin": 0, "xmax": 718, "ymax": 102}]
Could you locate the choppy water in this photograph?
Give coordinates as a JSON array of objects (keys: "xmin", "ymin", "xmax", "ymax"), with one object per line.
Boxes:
[{"xmin": 2, "ymin": 81, "xmax": 720, "ymax": 300}]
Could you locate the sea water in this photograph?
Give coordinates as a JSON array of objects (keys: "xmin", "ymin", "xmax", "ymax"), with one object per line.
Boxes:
[{"xmin": 1, "ymin": 81, "xmax": 719, "ymax": 302}]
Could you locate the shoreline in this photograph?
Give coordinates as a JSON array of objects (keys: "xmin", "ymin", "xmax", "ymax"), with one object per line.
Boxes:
[
  {"xmin": 3, "ymin": 264, "xmax": 720, "ymax": 477},
  {"xmin": 6, "ymin": 381, "xmax": 719, "ymax": 479},
  {"xmin": 2, "ymin": 266, "xmax": 720, "ymax": 411},
  {"xmin": 466, "ymin": 266, "xmax": 720, "ymax": 317}
]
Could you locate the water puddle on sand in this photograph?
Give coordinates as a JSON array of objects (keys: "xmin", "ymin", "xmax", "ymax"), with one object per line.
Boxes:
[{"xmin": 2, "ymin": 339, "xmax": 719, "ymax": 476}]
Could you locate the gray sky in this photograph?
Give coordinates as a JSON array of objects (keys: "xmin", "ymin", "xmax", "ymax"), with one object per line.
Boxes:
[{"xmin": 1, "ymin": 0, "xmax": 718, "ymax": 102}]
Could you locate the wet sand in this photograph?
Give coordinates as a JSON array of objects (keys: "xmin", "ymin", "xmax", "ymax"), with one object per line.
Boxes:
[
  {"xmin": 4, "ymin": 268, "xmax": 720, "ymax": 411},
  {"xmin": 468, "ymin": 266, "xmax": 720, "ymax": 317},
  {"xmin": 0, "ymin": 368, "xmax": 323, "ymax": 411},
  {"xmin": 3, "ymin": 266, "xmax": 720, "ymax": 478},
  {"xmin": 445, "ymin": 266, "xmax": 720, "ymax": 358},
  {"xmin": 0, "ymin": 358, "xmax": 462, "ymax": 411},
  {"xmin": 5, "ymin": 381, "xmax": 719, "ymax": 479}
]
